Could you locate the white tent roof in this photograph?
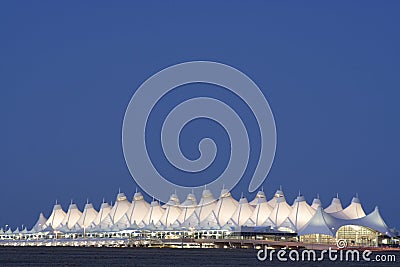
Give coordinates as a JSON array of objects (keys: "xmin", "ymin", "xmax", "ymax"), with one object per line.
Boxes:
[
  {"xmin": 249, "ymin": 190, "xmax": 267, "ymax": 206},
  {"xmin": 60, "ymin": 203, "xmax": 82, "ymax": 229},
  {"xmin": 231, "ymin": 197, "xmax": 254, "ymax": 226},
  {"xmin": 45, "ymin": 203, "xmax": 66, "ymax": 229},
  {"xmin": 311, "ymin": 197, "xmax": 322, "ymax": 209},
  {"xmin": 124, "ymin": 192, "xmax": 150, "ymax": 225},
  {"xmin": 75, "ymin": 202, "xmax": 98, "ymax": 229},
  {"xmin": 331, "ymin": 196, "xmax": 366, "ymax": 219},
  {"xmin": 280, "ymin": 195, "xmax": 315, "ymax": 231},
  {"xmin": 141, "ymin": 200, "xmax": 165, "ymax": 226},
  {"xmin": 299, "ymin": 205, "xmax": 393, "ymax": 237},
  {"xmin": 108, "ymin": 192, "xmax": 131, "ymax": 224},
  {"xmin": 298, "ymin": 206, "xmax": 343, "ymax": 236},
  {"xmin": 177, "ymin": 193, "xmax": 197, "ymax": 223},
  {"xmin": 268, "ymin": 188, "xmax": 285, "ymax": 208},
  {"xmin": 30, "ymin": 212, "xmax": 47, "ymax": 233},
  {"xmin": 112, "ymin": 213, "xmax": 130, "ymax": 231},
  {"xmin": 180, "ymin": 210, "xmax": 200, "ymax": 229},
  {"xmin": 349, "ymin": 207, "xmax": 392, "ymax": 237},
  {"xmin": 89, "ymin": 213, "xmax": 114, "ymax": 232},
  {"xmin": 199, "ymin": 210, "xmax": 220, "ymax": 230},
  {"xmin": 195, "ymin": 189, "xmax": 217, "ymax": 221},
  {"xmin": 248, "ymin": 196, "xmax": 273, "ymax": 226},
  {"xmin": 159, "ymin": 193, "xmax": 182, "ymax": 227},
  {"xmin": 214, "ymin": 188, "xmax": 239, "ymax": 226},
  {"xmin": 324, "ymin": 196, "xmax": 343, "ymax": 213},
  {"xmin": 92, "ymin": 202, "xmax": 111, "ymax": 226},
  {"xmin": 268, "ymin": 196, "xmax": 291, "ymax": 227}
]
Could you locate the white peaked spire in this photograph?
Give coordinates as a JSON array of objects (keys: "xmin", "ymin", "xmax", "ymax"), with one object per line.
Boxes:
[
  {"xmin": 108, "ymin": 192, "xmax": 131, "ymax": 223},
  {"xmin": 311, "ymin": 196, "xmax": 322, "ymax": 209},
  {"xmin": 30, "ymin": 213, "xmax": 47, "ymax": 233},
  {"xmin": 324, "ymin": 196, "xmax": 343, "ymax": 213},
  {"xmin": 331, "ymin": 195, "xmax": 366, "ymax": 219},
  {"xmin": 60, "ymin": 203, "xmax": 82, "ymax": 229},
  {"xmin": 92, "ymin": 202, "xmax": 111, "ymax": 226},
  {"xmin": 280, "ymin": 195, "xmax": 316, "ymax": 231},
  {"xmin": 177, "ymin": 192, "xmax": 197, "ymax": 224},
  {"xmin": 75, "ymin": 202, "xmax": 98, "ymax": 229},
  {"xmin": 195, "ymin": 188, "xmax": 217, "ymax": 221},
  {"xmin": 298, "ymin": 206, "xmax": 343, "ymax": 236},
  {"xmin": 268, "ymin": 188, "xmax": 285, "ymax": 208},
  {"xmin": 249, "ymin": 190, "xmax": 267, "ymax": 206},
  {"xmin": 123, "ymin": 191, "xmax": 150, "ymax": 225},
  {"xmin": 141, "ymin": 199, "xmax": 165, "ymax": 226},
  {"xmin": 231, "ymin": 196, "xmax": 254, "ymax": 226},
  {"xmin": 268, "ymin": 194, "xmax": 291, "ymax": 227},
  {"xmin": 213, "ymin": 188, "xmax": 239, "ymax": 226},
  {"xmin": 159, "ymin": 193, "xmax": 182, "ymax": 227},
  {"xmin": 45, "ymin": 203, "xmax": 67, "ymax": 229},
  {"xmin": 247, "ymin": 193, "xmax": 273, "ymax": 226}
]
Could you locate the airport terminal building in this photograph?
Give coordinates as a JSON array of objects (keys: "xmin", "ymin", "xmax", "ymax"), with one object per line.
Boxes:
[{"xmin": 0, "ymin": 188, "xmax": 398, "ymax": 248}]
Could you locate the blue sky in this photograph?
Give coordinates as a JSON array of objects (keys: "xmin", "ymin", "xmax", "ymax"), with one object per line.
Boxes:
[{"xmin": 1, "ymin": 1, "xmax": 399, "ymax": 229}]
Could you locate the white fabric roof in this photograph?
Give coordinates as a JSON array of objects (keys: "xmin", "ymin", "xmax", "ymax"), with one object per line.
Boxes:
[
  {"xmin": 124, "ymin": 192, "xmax": 150, "ymax": 225},
  {"xmin": 92, "ymin": 202, "xmax": 111, "ymax": 226},
  {"xmin": 180, "ymin": 210, "xmax": 200, "ymax": 229},
  {"xmin": 248, "ymin": 196, "xmax": 273, "ymax": 226},
  {"xmin": 268, "ymin": 189, "xmax": 285, "ymax": 208},
  {"xmin": 331, "ymin": 196, "xmax": 366, "ymax": 219},
  {"xmin": 214, "ymin": 189, "xmax": 238, "ymax": 226},
  {"xmin": 141, "ymin": 200, "xmax": 165, "ymax": 226},
  {"xmin": 30, "ymin": 212, "xmax": 47, "ymax": 233},
  {"xmin": 159, "ymin": 193, "xmax": 182, "ymax": 227},
  {"xmin": 298, "ymin": 206, "xmax": 343, "ymax": 236},
  {"xmin": 108, "ymin": 192, "xmax": 131, "ymax": 224},
  {"xmin": 199, "ymin": 210, "xmax": 220, "ymax": 230},
  {"xmin": 280, "ymin": 195, "xmax": 316, "ymax": 231},
  {"xmin": 231, "ymin": 197, "xmax": 254, "ymax": 226},
  {"xmin": 45, "ymin": 203, "xmax": 66, "ymax": 229},
  {"xmin": 249, "ymin": 190, "xmax": 266, "ymax": 206},
  {"xmin": 311, "ymin": 197, "xmax": 322, "ymax": 209},
  {"xmin": 324, "ymin": 197, "xmax": 343, "ymax": 213},
  {"xmin": 60, "ymin": 203, "xmax": 82, "ymax": 229},
  {"xmin": 75, "ymin": 203, "xmax": 98, "ymax": 229},
  {"xmin": 176, "ymin": 193, "xmax": 197, "ymax": 223},
  {"xmin": 195, "ymin": 189, "xmax": 217, "ymax": 221},
  {"xmin": 299, "ymin": 205, "xmax": 393, "ymax": 237},
  {"xmin": 268, "ymin": 196, "xmax": 291, "ymax": 227}
]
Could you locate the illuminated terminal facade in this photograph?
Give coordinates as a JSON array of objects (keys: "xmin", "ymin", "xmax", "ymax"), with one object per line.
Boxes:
[{"xmin": 0, "ymin": 188, "xmax": 398, "ymax": 248}]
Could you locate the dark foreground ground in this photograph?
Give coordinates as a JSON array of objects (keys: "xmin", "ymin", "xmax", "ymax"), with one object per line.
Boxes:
[{"xmin": 0, "ymin": 247, "xmax": 398, "ymax": 267}]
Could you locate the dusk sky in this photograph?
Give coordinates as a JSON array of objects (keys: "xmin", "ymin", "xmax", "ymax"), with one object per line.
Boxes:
[{"xmin": 1, "ymin": 1, "xmax": 399, "ymax": 230}]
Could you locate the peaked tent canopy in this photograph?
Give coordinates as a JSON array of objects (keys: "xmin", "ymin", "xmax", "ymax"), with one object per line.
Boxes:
[
  {"xmin": 92, "ymin": 202, "xmax": 112, "ymax": 226},
  {"xmin": 30, "ymin": 212, "xmax": 48, "ymax": 233},
  {"xmin": 177, "ymin": 192, "xmax": 197, "ymax": 224},
  {"xmin": 108, "ymin": 192, "xmax": 131, "ymax": 224},
  {"xmin": 280, "ymin": 195, "xmax": 315, "ymax": 231},
  {"xmin": 45, "ymin": 203, "xmax": 67, "ymax": 229},
  {"xmin": 231, "ymin": 197, "xmax": 254, "ymax": 226},
  {"xmin": 249, "ymin": 190, "xmax": 267, "ymax": 206},
  {"xmin": 324, "ymin": 197, "xmax": 343, "ymax": 214},
  {"xmin": 298, "ymin": 206, "xmax": 344, "ymax": 237},
  {"xmin": 159, "ymin": 193, "xmax": 182, "ymax": 227},
  {"xmin": 213, "ymin": 188, "xmax": 239, "ymax": 226},
  {"xmin": 268, "ymin": 196, "xmax": 292, "ymax": 227},
  {"xmin": 248, "ymin": 195, "xmax": 273, "ymax": 226},
  {"xmin": 141, "ymin": 200, "xmax": 165, "ymax": 226},
  {"xmin": 60, "ymin": 203, "xmax": 83, "ymax": 230},
  {"xmin": 74, "ymin": 203, "xmax": 98, "ymax": 229},
  {"xmin": 331, "ymin": 196, "xmax": 366, "ymax": 220},
  {"xmin": 124, "ymin": 191, "xmax": 150, "ymax": 225},
  {"xmin": 195, "ymin": 188, "xmax": 217, "ymax": 222}
]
